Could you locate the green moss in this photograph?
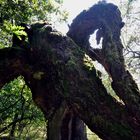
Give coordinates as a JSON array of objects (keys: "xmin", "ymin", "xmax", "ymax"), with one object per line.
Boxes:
[
  {"xmin": 83, "ymin": 54, "xmax": 95, "ymax": 70},
  {"xmin": 62, "ymin": 79, "xmax": 69, "ymax": 96},
  {"xmin": 112, "ymin": 123, "xmax": 132, "ymax": 138},
  {"xmin": 66, "ymin": 58, "xmax": 76, "ymax": 68},
  {"xmin": 91, "ymin": 115, "xmax": 132, "ymax": 139},
  {"xmin": 33, "ymin": 71, "xmax": 44, "ymax": 80}
]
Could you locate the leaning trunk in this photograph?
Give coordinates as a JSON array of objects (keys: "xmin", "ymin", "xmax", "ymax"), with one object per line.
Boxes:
[{"xmin": 0, "ymin": 3, "xmax": 140, "ymax": 140}]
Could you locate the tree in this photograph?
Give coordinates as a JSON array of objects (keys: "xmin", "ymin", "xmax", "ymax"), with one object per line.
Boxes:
[
  {"xmin": 0, "ymin": 2, "xmax": 140, "ymax": 140},
  {"xmin": 0, "ymin": 0, "xmax": 68, "ymax": 139},
  {"xmin": 120, "ymin": 0, "xmax": 140, "ymax": 85},
  {"xmin": 0, "ymin": 77, "xmax": 46, "ymax": 139}
]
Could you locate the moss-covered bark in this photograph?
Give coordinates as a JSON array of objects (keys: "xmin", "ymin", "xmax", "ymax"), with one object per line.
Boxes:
[
  {"xmin": 68, "ymin": 2, "xmax": 140, "ymax": 139},
  {"xmin": 0, "ymin": 2, "xmax": 140, "ymax": 140},
  {"xmin": 67, "ymin": 2, "xmax": 140, "ymax": 116}
]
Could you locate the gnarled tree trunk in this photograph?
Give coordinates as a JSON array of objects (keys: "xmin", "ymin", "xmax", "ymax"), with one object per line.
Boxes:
[{"xmin": 0, "ymin": 2, "xmax": 140, "ymax": 140}]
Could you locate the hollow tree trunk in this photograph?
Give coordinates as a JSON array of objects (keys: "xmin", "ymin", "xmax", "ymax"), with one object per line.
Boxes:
[
  {"xmin": 0, "ymin": 3, "xmax": 140, "ymax": 140},
  {"xmin": 47, "ymin": 102, "xmax": 87, "ymax": 140},
  {"xmin": 23, "ymin": 22, "xmax": 140, "ymax": 139},
  {"xmin": 67, "ymin": 1, "xmax": 140, "ymax": 130}
]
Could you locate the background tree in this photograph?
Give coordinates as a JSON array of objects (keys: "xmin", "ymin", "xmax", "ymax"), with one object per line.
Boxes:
[
  {"xmin": 120, "ymin": 0, "xmax": 140, "ymax": 86},
  {"xmin": 0, "ymin": 0, "xmax": 68, "ymax": 139},
  {"xmin": 0, "ymin": 77, "xmax": 46, "ymax": 139}
]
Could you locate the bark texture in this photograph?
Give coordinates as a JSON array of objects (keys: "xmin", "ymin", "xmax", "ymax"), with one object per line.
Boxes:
[
  {"xmin": 0, "ymin": 2, "xmax": 140, "ymax": 140},
  {"xmin": 67, "ymin": 2, "xmax": 140, "ymax": 116}
]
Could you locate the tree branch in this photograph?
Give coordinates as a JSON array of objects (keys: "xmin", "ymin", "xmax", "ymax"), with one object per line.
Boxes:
[
  {"xmin": 67, "ymin": 2, "xmax": 140, "ymax": 118},
  {"xmin": 0, "ymin": 47, "xmax": 30, "ymax": 88}
]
